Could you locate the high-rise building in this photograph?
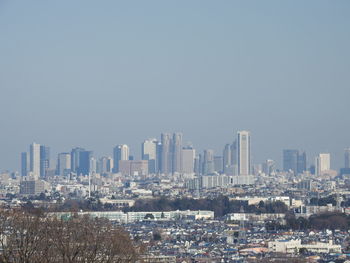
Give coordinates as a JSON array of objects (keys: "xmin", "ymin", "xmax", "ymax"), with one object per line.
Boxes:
[
  {"xmin": 172, "ymin": 132, "xmax": 183, "ymax": 173},
  {"xmin": 142, "ymin": 138, "xmax": 158, "ymax": 174},
  {"xmin": 297, "ymin": 151, "xmax": 307, "ymax": 174},
  {"xmin": 21, "ymin": 152, "xmax": 29, "ymax": 177},
  {"xmin": 203, "ymin": 149, "xmax": 214, "ymax": 175},
  {"xmin": 223, "ymin": 144, "xmax": 231, "ymax": 168},
  {"xmin": 160, "ymin": 133, "xmax": 172, "ymax": 174},
  {"xmin": 57, "ymin": 153, "xmax": 71, "ymax": 176},
  {"xmin": 98, "ymin": 156, "xmax": 113, "ymax": 174},
  {"xmin": 214, "ymin": 156, "xmax": 223, "ymax": 173},
  {"xmin": 78, "ymin": 150, "xmax": 93, "ymax": 175},
  {"xmin": 283, "ymin": 149, "xmax": 307, "ymax": 175},
  {"xmin": 345, "ymin": 148, "xmax": 350, "ymax": 169},
  {"xmin": 262, "ymin": 159, "xmax": 275, "ymax": 176},
  {"xmin": 230, "ymin": 140, "xmax": 237, "ymax": 167},
  {"xmin": 237, "ymin": 131, "xmax": 251, "ymax": 176},
  {"xmin": 315, "ymin": 153, "xmax": 331, "ymax": 176},
  {"xmin": 283, "ymin": 150, "xmax": 298, "ymax": 174},
  {"xmin": 113, "ymin": 144, "xmax": 129, "ymax": 173},
  {"xmin": 40, "ymin": 145, "xmax": 50, "ymax": 178},
  {"xmin": 71, "ymin": 147, "xmax": 85, "ymax": 173},
  {"xmin": 30, "ymin": 142, "xmax": 41, "ymax": 178},
  {"xmin": 182, "ymin": 147, "xmax": 195, "ymax": 174}
]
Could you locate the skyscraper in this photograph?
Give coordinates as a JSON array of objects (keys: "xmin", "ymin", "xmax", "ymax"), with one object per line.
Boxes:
[
  {"xmin": 203, "ymin": 149, "xmax": 214, "ymax": 175},
  {"xmin": 297, "ymin": 151, "xmax": 307, "ymax": 174},
  {"xmin": 57, "ymin": 152, "xmax": 71, "ymax": 176},
  {"xmin": 172, "ymin": 132, "xmax": 183, "ymax": 173},
  {"xmin": 283, "ymin": 149, "xmax": 298, "ymax": 174},
  {"xmin": 78, "ymin": 150, "xmax": 93, "ymax": 175},
  {"xmin": 21, "ymin": 152, "xmax": 29, "ymax": 177},
  {"xmin": 182, "ymin": 146, "xmax": 195, "ymax": 174},
  {"xmin": 160, "ymin": 133, "xmax": 172, "ymax": 174},
  {"xmin": 283, "ymin": 149, "xmax": 307, "ymax": 175},
  {"xmin": 71, "ymin": 147, "xmax": 85, "ymax": 173},
  {"xmin": 30, "ymin": 142, "xmax": 41, "ymax": 178},
  {"xmin": 315, "ymin": 153, "xmax": 331, "ymax": 176},
  {"xmin": 223, "ymin": 144, "xmax": 231, "ymax": 168},
  {"xmin": 237, "ymin": 131, "xmax": 251, "ymax": 176},
  {"xmin": 142, "ymin": 138, "xmax": 158, "ymax": 174},
  {"xmin": 345, "ymin": 148, "xmax": 350, "ymax": 168},
  {"xmin": 113, "ymin": 144, "xmax": 129, "ymax": 173},
  {"xmin": 40, "ymin": 145, "xmax": 50, "ymax": 178}
]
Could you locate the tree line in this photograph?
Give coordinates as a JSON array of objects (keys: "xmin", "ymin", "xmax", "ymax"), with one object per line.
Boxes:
[
  {"xmin": 0, "ymin": 209, "xmax": 141, "ymax": 263},
  {"xmin": 266, "ymin": 212, "xmax": 350, "ymax": 231},
  {"xmin": 124, "ymin": 196, "xmax": 289, "ymax": 217}
]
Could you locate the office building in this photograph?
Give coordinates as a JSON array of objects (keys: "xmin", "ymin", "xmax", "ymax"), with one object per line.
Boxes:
[
  {"xmin": 142, "ymin": 138, "xmax": 158, "ymax": 174},
  {"xmin": 203, "ymin": 149, "xmax": 214, "ymax": 175},
  {"xmin": 71, "ymin": 147, "xmax": 85, "ymax": 173},
  {"xmin": 214, "ymin": 156, "xmax": 223, "ymax": 173},
  {"xmin": 113, "ymin": 144, "xmax": 129, "ymax": 173},
  {"xmin": 40, "ymin": 145, "xmax": 50, "ymax": 178},
  {"xmin": 98, "ymin": 156, "xmax": 113, "ymax": 174},
  {"xmin": 182, "ymin": 147, "xmax": 195, "ymax": 174},
  {"xmin": 30, "ymin": 142, "xmax": 41, "ymax": 178},
  {"xmin": 118, "ymin": 160, "xmax": 148, "ymax": 176},
  {"xmin": 21, "ymin": 152, "xmax": 29, "ymax": 177},
  {"xmin": 237, "ymin": 131, "xmax": 251, "ymax": 175},
  {"xmin": 172, "ymin": 132, "xmax": 183, "ymax": 173},
  {"xmin": 283, "ymin": 149, "xmax": 307, "ymax": 175},
  {"xmin": 78, "ymin": 150, "xmax": 93, "ymax": 175},
  {"xmin": 315, "ymin": 153, "xmax": 331, "ymax": 176},
  {"xmin": 160, "ymin": 133, "xmax": 172, "ymax": 174},
  {"xmin": 57, "ymin": 153, "xmax": 71, "ymax": 176}
]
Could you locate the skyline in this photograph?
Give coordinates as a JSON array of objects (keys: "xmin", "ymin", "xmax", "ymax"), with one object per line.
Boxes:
[
  {"xmin": 16, "ymin": 130, "xmax": 350, "ymax": 175},
  {"xmin": 1, "ymin": 1, "xmax": 350, "ymax": 170}
]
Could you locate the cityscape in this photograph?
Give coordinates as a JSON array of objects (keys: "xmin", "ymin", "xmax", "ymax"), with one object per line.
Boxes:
[{"xmin": 1, "ymin": 1, "xmax": 350, "ymax": 262}]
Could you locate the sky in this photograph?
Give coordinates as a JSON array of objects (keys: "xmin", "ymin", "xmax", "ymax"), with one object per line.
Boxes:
[{"xmin": 0, "ymin": 0, "xmax": 349, "ymax": 171}]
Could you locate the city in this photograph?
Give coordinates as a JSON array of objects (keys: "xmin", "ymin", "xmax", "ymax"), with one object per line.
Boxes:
[
  {"xmin": 1, "ymin": 1, "xmax": 349, "ymax": 262},
  {"xmin": 1, "ymin": 131, "xmax": 350, "ymax": 262}
]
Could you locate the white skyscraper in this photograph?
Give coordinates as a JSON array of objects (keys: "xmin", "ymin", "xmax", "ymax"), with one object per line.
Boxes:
[
  {"xmin": 30, "ymin": 142, "xmax": 41, "ymax": 178},
  {"xmin": 113, "ymin": 144, "xmax": 130, "ymax": 173},
  {"xmin": 142, "ymin": 138, "xmax": 158, "ymax": 174},
  {"xmin": 237, "ymin": 131, "xmax": 251, "ymax": 176},
  {"xmin": 182, "ymin": 147, "xmax": 195, "ymax": 174},
  {"xmin": 315, "ymin": 153, "xmax": 331, "ymax": 176}
]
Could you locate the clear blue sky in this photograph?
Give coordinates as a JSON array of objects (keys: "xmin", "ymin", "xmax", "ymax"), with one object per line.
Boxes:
[{"xmin": 0, "ymin": 0, "xmax": 349, "ymax": 171}]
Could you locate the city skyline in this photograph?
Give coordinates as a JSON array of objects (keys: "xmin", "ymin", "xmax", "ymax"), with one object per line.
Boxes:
[{"xmin": 16, "ymin": 131, "xmax": 350, "ymax": 176}]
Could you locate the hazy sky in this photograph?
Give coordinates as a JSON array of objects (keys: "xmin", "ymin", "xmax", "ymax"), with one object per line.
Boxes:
[{"xmin": 1, "ymin": 0, "xmax": 349, "ymax": 171}]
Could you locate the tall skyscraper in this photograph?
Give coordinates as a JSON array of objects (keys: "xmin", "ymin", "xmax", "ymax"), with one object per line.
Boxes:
[
  {"xmin": 113, "ymin": 144, "xmax": 129, "ymax": 173},
  {"xmin": 237, "ymin": 131, "xmax": 251, "ymax": 176},
  {"xmin": 283, "ymin": 149, "xmax": 307, "ymax": 175},
  {"xmin": 297, "ymin": 151, "xmax": 307, "ymax": 174},
  {"xmin": 57, "ymin": 153, "xmax": 71, "ymax": 176},
  {"xmin": 214, "ymin": 156, "xmax": 223, "ymax": 173},
  {"xmin": 283, "ymin": 149, "xmax": 298, "ymax": 174},
  {"xmin": 203, "ymin": 149, "xmax": 214, "ymax": 175},
  {"xmin": 182, "ymin": 146, "xmax": 195, "ymax": 174},
  {"xmin": 71, "ymin": 147, "xmax": 85, "ymax": 173},
  {"xmin": 315, "ymin": 153, "xmax": 331, "ymax": 176},
  {"xmin": 78, "ymin": 150, "xmax": 93, "ymax": 175},
  {"xmin": 172, "ymin": 132, "xmax": 183, "ymax": 173},
  {"xmin": 142, "ymin": 138, "xmax": 158, "ymax": 174},
  {"xmin": 21, "ymin": 152, "xmax": 29, "ymax": 177},
  {"xmin": 40, "ymin": 145, "xmax": 50, "ymax": 178},
  {"xmin": 345, "ymin": 148, "xmax": 350, "ymax": 168},
  {"xmin": 98, "ymin": 156, "xmax": 113, "ymax": 174},
  {"xmin": 30, "ymin": 142, "xmax": 41, "ymax": 178},
  {"xmin": 223, "ymin": 144, "xmax": 231, "ymax": 168},
  {"xmin": 160, "ymin": 133, "xmax": 172, "ymax": 174}
]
